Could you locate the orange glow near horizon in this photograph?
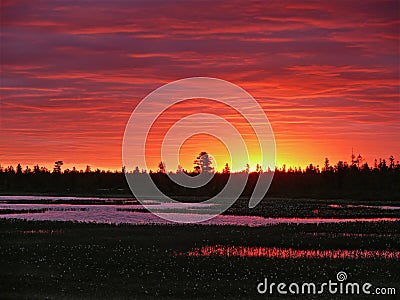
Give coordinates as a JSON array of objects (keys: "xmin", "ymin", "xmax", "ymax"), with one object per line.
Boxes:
[
  {"xmin": 141, "ymin": 98, "xmax": 267, "ymax": 172},
  {"xmin": 1, "ymin": 1, "xmax": 399, "ymax": 172},
  {"xmin": 178, "ymin": 134, "xmax": 231, "ymax": 172}
]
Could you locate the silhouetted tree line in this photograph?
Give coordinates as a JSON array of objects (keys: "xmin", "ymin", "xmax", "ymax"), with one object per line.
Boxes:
[{"xmin": 1, "ymin": 154, "xmax": 399, "ymax": 200}]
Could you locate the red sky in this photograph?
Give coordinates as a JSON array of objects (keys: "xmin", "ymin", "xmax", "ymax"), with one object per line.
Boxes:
[{"xmin": 1, "ymin": 0, "xmax": 399, "ymax": 172}]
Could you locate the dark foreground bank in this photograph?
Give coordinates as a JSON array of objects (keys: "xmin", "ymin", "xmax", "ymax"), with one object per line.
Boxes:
[{"xmin": 0, "ymin": 219, "xmax": 399, "ymax": 299}]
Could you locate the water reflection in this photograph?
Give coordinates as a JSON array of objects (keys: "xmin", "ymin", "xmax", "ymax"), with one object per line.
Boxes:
[
  {"xmin": 0, "ymin": 196, "xmax": 399, "ymax": 226},
  {"xmin": 328, "ymin": 204, "xmax": 400, "ymax": 210},
  {"xmin": 184, "ymin": 245, "xmax": 400, "ymax": 259},
  {"xmin": 1, "ymin": 204, "xmax": 399, "ymax": 226},
  {"xmin": 22, "ymin": 229, "xmax": 64, "ymax": 235},
  {"xmin": 305, "ymin": 232, "xmax": 400, "ymax": 238}
]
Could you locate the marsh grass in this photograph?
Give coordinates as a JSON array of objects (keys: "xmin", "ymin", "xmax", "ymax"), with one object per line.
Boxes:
[{"xmin": 0, "ymin": 219, "xmax": 399, "ymax": 299}]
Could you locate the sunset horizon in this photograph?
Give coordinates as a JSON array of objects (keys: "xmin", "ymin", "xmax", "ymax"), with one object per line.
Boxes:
[
  {"xmin": 1, "ymin": 0, "xmax": 399, "ymax": 173},
  {"xmin": 1, "ymin": 149, "xmax": 398, "ymax": 174}
]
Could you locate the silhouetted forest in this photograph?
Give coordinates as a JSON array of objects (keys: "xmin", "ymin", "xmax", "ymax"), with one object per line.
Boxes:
[{"xmin": 1, "ymin": 155, "xmax": 399, "ymax": 201}]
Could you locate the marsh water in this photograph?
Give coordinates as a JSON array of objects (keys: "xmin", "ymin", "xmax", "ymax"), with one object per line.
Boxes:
[
  {"xmin": 183, "ymin": 245, "xmax": 400, "ymax": 259},
  {"xmin": 1, "ymin": 195, "xmax": 399, "ymax": 226}
]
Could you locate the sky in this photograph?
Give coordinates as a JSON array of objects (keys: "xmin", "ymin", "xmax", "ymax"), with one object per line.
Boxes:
[{"xmin": 1, "ymin": 0, "xmax": 399, "ymax": 172}]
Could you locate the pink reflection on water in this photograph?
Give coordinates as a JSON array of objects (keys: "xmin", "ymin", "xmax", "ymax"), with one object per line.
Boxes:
[
  {"xmin": 184, "ymin": 245, "xmax": 400, "ymax": 259},
  {"xmin": 22, "ymin": 229, "xmax": 64, "ymax": 235},
  {"xmin": 328, "ymin": 204, "xmax": 400, "ymax": 210},
  {"xmin": 306, "ymin": 232, "xmax": 400, "ymax": 238}
]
